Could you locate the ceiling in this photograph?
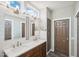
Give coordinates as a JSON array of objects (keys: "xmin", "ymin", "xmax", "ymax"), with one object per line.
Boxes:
[{"xmin": 29, "ymin": 1, "xmax": 76, "ymax": 10}]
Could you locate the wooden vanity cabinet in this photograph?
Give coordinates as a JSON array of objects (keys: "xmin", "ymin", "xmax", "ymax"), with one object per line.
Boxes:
[
  {"xmin": 19, "ymin": 42, "xmax": 46, "ymax": 57},
  {"xmin": 39, "ymin": 42, "xmax": 46, "ymax": 57},
  {"xmin": 41, "ymin": 42, "xmax": 46, "ymax": 57}
]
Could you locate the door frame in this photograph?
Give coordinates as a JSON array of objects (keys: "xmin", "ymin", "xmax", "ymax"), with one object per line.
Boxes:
[
  {"xmin": 52, "ymin": 17, "xmax": 71, "ymax": 56},
  {"xmin": 47, "ymin": 18, "xmax": 51, "ymax": 52},
  {"xmin": 75, "ymin": 9, "xmax": 79, "ymax": 57},
  {"xmin": 4, "ymin": 19, "xmax": 13, "ymax": 40}
]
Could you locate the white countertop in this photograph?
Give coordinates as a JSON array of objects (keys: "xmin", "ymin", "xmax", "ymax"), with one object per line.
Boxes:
[{"xmin": 3, "ymin": 39, "xmax": 46, "ymax": 57}]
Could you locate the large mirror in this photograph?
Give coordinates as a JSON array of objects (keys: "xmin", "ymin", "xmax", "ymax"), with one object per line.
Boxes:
[
  {"xmin": 31, "ymin": 18, "xmax": 40, "ymax": 39},
  {"xmin": 4, "ymin": 15, "xmax": 40, "ymax": 40},
  {"xmin": 13, "ymin": 20, "xmax": 22, "ymax": 39},
  {"xmin": 4, "ymin": 16, "xmax": 26, "ymax": 40}
]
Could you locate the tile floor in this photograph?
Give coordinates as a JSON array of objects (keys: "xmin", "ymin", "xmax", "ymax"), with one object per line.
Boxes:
[{"xmin": 47, "ymin": 51, "xmax": 67, "ymax": 57}]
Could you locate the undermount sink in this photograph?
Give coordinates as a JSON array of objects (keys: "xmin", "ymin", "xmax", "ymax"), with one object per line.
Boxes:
[
  {"xmin": 4, "ymin": 44, "xmax": 27, "ymax": 54},
  {"xmin": 7, "ymin": 46, "xmax": 24, "ymax": 53},
  {"xmin": 4, "ymin": 39, "xmax": 42, "ymax": 53}
]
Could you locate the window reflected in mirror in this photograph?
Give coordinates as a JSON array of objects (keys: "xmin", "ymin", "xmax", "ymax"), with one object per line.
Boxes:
[{"xmin": 5, "ymin": 20, "xmax": 12, "ymax": 40}]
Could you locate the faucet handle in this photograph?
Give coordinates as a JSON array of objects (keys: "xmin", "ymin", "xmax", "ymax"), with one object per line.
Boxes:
[
  {"xmin": 17, "ymin": 41, "xmax": 19, "ymax": 47},
  {"xmin": 20, "ymin": 42, "xmax": 22, "ymax": 46},
  {"xmin": 13, "ymin": 45, "xmax": 15, "ymax": 48}
]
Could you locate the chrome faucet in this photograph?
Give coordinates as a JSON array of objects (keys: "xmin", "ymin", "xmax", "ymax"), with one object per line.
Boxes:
[
  {"xmin": 13, "ymin": 44, "xmax": 15, "ymax": 48},
  {"xmin": 17, "ymin": 41, "xmax": 22, "ymax": 47},
  {"xmin": 12, "ymin": 41, "xmax": 22, "ymax": 48},
  {"xmin": 17, "ymin": 41, "xmax": 19, "ymax": 47},
  {"xmin": 33, "ymin": 36, "xmax": 37, "ymax": 41}
]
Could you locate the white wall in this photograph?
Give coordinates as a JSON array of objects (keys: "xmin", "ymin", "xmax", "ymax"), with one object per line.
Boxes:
[
  {"xmin": 40, "ymin": 7, "xmax": 47, "ymax": 40},
  {"xmin": 53, "ymin": 5, "xmax": 75, "ymax": 19},
  {"xmin": 47, "ymin": 8, "xmax": 53, "ymax": 51},
  {"xmin": 47, "ymin": 8, "xmax": 52, "ymax": 20},
  {"xmin": 74, "ymin": 2, "xmax": 79, "ymax": 15},
  {"xmin": 0, "ymin": 18, "xmax": 4, "ymax": 41},
  {"xmin": 73, "ymin": 1, "xmax": 79, "ymax": 57}
]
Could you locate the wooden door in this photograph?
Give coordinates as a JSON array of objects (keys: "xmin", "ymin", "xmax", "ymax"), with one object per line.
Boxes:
[
  {"xmin": 5, "ymin": 20, "xmax": 11, "ymax": 40},
  {"xmin": 22, "ymin": 23, "xmax": 25, "ymax": 37},
  {"xmin": 54, "ymin": 19, "xmax": 69, "ymax": 56},
  {"xmin": 32, "ymin": 23, "xmax": 35, "ymax": 36},
  {"xmin": 47, "ymin": 19, "xmax": 51, "ymax": 51},
  {"xmin": 42, "ymin": 42, "xmax": 46, "ymax": 57}
]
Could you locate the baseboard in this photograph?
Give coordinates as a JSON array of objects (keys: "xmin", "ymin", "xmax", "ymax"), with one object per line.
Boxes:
[
  {"xmin": 47, "ymin": 49, "xmax": 51, "ymax": 55},
  {"xmin": 47, "ymin": 49, "xmax": 54, "ymax": 55},
  {"xmin": 70, "ymin": 56, "xmax": 76, "ymax": 57},
  {"xmin": 50, "ymin": 49, "xmax": 54, "ymax": 52}
]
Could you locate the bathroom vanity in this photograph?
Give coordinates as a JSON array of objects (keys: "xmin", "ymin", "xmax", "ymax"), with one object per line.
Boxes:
[
  {"xmin": 1, "ymin": 12, "xmax": 46, "ymax": 57},
  {"xmin": 4, "ymin": 39, "xmax": 46, "ymax": 57}
]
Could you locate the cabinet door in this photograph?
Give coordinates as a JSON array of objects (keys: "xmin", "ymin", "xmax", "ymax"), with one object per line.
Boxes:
[
  {"xmin": 42, "ymin": 42, "xmax": 46, "ymax": 57},
  {"xmin": 26, "ymin": 51, "xmax": 33, "ymax": 57},
  {"xmin": 33, "ymin": 46, "xmax": 40, "ymax": 57},
  {"xmin": 19, "ymin": 50, "xmax": 33, "ymax": 57},
  {"xmin": 33, "ymin": 52, "xmax": 40, "ymax": 57},
  {"xmin": 39, "ymin": 45, "xmax": 43, "ymax": 57}
]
